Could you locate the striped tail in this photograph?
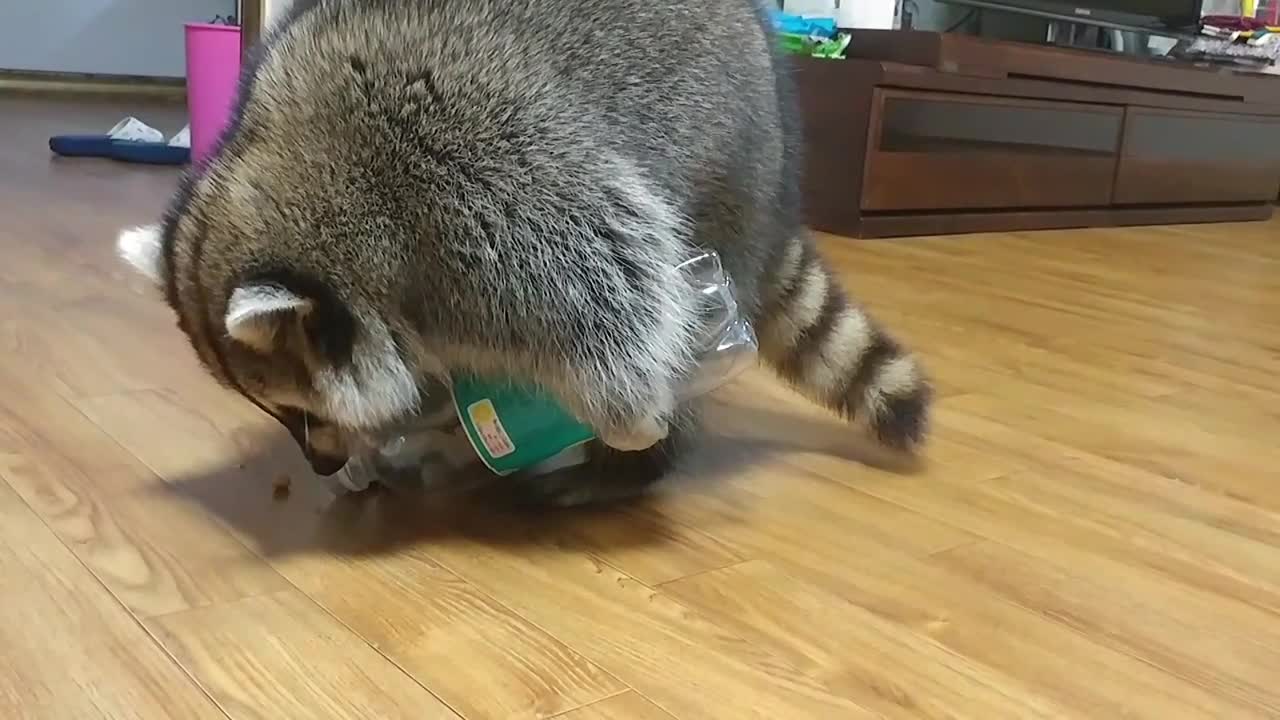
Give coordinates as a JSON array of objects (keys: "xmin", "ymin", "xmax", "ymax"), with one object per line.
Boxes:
[{"xmin": 755, "ymin": 234, "xmax": 931, "ymax": 451}]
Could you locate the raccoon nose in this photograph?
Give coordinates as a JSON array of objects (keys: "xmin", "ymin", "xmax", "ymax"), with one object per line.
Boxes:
[{"xmin": 307, "ymin": 452, "xmax": 348, "ymax": 477}]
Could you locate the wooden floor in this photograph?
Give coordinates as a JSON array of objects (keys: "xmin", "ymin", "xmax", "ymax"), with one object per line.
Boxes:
[{"xmin": 3, "ymin": 95, "xmax": 1280, "ymax": 720}]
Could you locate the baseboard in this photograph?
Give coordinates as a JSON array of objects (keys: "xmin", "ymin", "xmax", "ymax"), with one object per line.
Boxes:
[{"xmin": 0, "ymin": 69, "xmax": 185, "ymax": 101}]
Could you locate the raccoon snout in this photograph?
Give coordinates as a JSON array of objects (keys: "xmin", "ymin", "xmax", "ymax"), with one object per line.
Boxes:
[{"xmin": 306, "ymin": 451, "xmax": 348, "ymax": 477}]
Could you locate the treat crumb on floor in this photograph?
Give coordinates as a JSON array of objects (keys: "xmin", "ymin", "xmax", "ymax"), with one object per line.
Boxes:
[{"xmin": 272, "ymin": 473, "xmax": 292, "ymax": 500}]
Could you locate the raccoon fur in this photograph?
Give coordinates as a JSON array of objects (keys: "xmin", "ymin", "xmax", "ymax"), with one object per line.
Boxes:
[{"xmin": 115, "ymin": 0, "xmax": 931, "ymax": 505}]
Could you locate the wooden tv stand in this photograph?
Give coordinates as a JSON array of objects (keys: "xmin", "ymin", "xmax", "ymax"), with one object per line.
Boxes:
[{"xmin": 795, "ymin": 31, "xmax": 1280, "ymax": 238}]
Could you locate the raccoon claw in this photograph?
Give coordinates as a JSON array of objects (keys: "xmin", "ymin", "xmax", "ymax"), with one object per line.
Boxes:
[{"xmin": 599, "ymin": 414, "xmax": 668, "ymax": 452}]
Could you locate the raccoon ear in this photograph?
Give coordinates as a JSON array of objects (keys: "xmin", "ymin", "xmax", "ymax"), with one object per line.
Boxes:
[
  {"xmin": 225, "ymin": 284, "xmax": 313, "ymax": 351},
  {"xmin": 116, "ymin": 224, "xmax": 165, "ymax": 283}
]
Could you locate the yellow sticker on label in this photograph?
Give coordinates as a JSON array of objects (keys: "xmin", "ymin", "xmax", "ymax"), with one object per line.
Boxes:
[
  {"xmin": 467, "ymin": 399, "xmax": 515, "ymax": 458},
  {"xmin": 469, "ymin": 399, "xmax": 496, "ymax": 425}
]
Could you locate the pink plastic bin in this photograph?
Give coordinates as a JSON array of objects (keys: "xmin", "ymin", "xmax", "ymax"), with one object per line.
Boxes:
[{"xmin": 184, "ymin": 23, "xmax": 242, "ymax": 164}]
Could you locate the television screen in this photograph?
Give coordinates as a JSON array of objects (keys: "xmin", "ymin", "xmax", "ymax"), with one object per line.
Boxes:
[{"xmin": 958, "ymin": 0, "xmax": 1204, "ymax": 30}]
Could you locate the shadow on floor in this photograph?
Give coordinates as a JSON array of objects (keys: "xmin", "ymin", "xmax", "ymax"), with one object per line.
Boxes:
[{"xmin": 152, "ymin": 389, "xmax": 923, "ymax": 560}]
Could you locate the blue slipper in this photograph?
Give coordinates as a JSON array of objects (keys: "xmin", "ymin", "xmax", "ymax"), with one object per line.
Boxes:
[
  {"xmin": 50, "ymin": 116, "xmax": 165, "ymax": 158},
  {"xmin": 108, "ymin": 142, "xmax": 190, "ymax": 165},
  {"xmin": 109, "ymin": 125, "xmax": 191, "ymax": 165}
]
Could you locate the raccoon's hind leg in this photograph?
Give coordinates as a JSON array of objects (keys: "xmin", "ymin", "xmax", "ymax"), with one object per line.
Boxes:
[
  {"xmin": 756, "ymin": 233, "xmax": 931, "ymax": 451},
  {"xmin": 524, "ymin": 162, "xmax": 700, "ymax": 455},
  {"xmin": 546, "ymin": 335, "xmax": 684, "ymax": 454},
  {"xmin": 504, "ymin": 405, "xmax": 698, "ymax": 508},
  {"xmin": 531, "ymin": 263, "xmax": 693, "ymax": 454}
]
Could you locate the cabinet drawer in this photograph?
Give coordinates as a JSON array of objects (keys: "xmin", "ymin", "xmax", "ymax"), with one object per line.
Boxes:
[
  {"xmin": 1114, "ymin": 108, "xmax": 1280, "ymax": 205},
  {"xmin": 862, "ymin": 89, "xmax": 1123, "ymax": 211}
]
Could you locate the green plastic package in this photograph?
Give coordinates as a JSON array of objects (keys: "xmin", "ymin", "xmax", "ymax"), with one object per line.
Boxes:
[
  {"xmin": 777, "ymin": 31, "xmax": 851, "ymax": 59},
  {"xmin": 812, "ymin": 32, "xmax": 852, "ymax": 59}
]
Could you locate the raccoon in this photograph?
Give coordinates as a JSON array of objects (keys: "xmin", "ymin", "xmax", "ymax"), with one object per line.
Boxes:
[{"xmin": 116, "ymin": 0, "xmax": 930, "ymax": 505}]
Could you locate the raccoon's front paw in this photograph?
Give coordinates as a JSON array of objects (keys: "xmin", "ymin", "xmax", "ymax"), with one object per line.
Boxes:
[{"xmin": 598, "ymin": 414, "xmax": 669, "ymax": 452}]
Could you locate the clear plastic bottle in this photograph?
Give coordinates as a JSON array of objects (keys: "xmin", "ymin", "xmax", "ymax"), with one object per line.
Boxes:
[
  {"xmin": 673, "ymin": 249, "xmax": 758, "ymax": 400},
  {"xmin": 332, "ymin": 248, "xmax": 758, "ymax": 494}
]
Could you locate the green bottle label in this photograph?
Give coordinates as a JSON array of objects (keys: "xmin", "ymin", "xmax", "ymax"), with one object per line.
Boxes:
[{"xmin": 450, "ymin": 374, "xmax": 596, "ymax": 475}]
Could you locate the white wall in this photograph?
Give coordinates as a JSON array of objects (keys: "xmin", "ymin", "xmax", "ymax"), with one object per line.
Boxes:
[
  {"xmin": 263, "ymin": 0, "xmax": 294, "ymax": 27},
  {"xmin": 0, "ymin": 1, "xmax": 236, "ymax": 77},
  {"xmin": 1202, "ymin": 0, "xmax": 1242, "ymax": 14}
]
